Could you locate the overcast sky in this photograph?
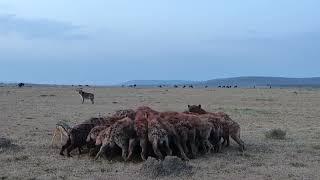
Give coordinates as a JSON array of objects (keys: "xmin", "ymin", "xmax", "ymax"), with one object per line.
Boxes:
[{"xmin": 1, "ymin": 0, "xmax": 319, "ymax": 85}]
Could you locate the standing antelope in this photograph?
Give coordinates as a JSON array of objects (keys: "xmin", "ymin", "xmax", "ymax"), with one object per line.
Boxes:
[{"xmin": 77, "ymin": 89, "xmax": 94, "ymax": 104}]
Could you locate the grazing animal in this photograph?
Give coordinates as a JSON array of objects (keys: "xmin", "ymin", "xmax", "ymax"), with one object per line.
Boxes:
[
  {"xmin": 183, "ymin": 85, "xmax": 186, "ymax": 88},
  {"xmin": 187, "ymin": 104, "xmax": 245, "ymax": 151},
  {"xmin": 95, "ymin": 117, "xmax": 136, "ymax": 161},
  {"xmin": 174, "ymin": 85, "xmax": 178, "ymax": 88},
  {"xmin": 77, "ymin": 89, "xmax": 94, "ymax": 104},
  {"xmin": 189, "ymin": 85, "xmax": 194, "ymax": 88},
  {"xmin": 18, "ymin": 83, "xmax": 24, "ymax": 88},
  {"xmin": 205, "ymin": 86, "xmax": 208, "ymax": 88},
  {"xmin": 51, "ymin": 121, "xmax": 72, "ymax": 147}
]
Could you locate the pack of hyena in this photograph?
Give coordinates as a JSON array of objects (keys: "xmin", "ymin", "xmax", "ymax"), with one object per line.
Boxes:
[{"xmin": 56, "ymin": 105, "xmax": 245, "ymax": 161}]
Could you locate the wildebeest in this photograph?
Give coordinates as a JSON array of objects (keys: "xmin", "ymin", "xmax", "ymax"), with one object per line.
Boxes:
[
  {"xmin": 76, "ymin": 89, "xmax": 94, "ymax": 104},
  {"xmin": 18, "ymin": 83, "xmax": 24, "ymax": 88},
  {"xmin": 187, "ymin": 104, "xmax": 245, "ymax": 151}
]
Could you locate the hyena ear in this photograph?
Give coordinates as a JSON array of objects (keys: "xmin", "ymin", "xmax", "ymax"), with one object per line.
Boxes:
[
  {"xmin": 198, "ymin": 104, "xmax": 201, "ymax": 108},
  {"xmin": 188, "ymin": 105, "xmax": 190, "ymax": 108}
]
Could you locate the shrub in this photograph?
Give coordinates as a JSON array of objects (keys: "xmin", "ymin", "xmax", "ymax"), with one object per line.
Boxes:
[{"xmin": 265, "ymin": 128, "xmax": 286, "ymax": 139}]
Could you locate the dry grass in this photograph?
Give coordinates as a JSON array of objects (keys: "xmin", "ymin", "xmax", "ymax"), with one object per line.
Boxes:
[{"xmin": 0, "ymin": 86, "xmax": 320, "ymax": 179}]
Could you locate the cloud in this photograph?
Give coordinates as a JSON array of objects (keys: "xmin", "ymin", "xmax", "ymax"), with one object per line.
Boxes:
[{"xmin": 0, "ymin": 14, "xmax": 87, "ymax": 40}]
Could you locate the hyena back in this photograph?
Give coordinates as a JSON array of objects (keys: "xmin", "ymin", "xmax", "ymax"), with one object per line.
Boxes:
[{"xmin": 77, "ymin": 89, "xmax": 94, "ymax": 104}]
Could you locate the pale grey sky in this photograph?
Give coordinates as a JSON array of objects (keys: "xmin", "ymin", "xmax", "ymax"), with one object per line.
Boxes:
[{"xmin": 1, "ymin": 0, "xmax": 319, "ymax": 84}]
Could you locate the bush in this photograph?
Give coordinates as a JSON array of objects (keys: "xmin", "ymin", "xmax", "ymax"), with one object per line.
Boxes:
[{"xmin": 265, "ymin": 128, "xmax": 286, "ymax": 140}]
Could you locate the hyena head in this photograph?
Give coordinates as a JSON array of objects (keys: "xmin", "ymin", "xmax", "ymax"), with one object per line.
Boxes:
[
  {"xmin": 76, "ymin": 88, "xmax": 83, "ymax": 94},
  {"xmin": 113, "ymin": 109, "xmax": 136, "ymax": 120},
  {"xmin": 187, "ymin": 104, "xmax": 207, "ymax": 114}
]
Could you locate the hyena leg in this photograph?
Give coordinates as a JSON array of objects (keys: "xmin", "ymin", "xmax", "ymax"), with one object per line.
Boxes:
[
  {"xmin": 91, "ymin": 98, "xmax": 94, "ymax": 104},
  {"xmin": 214, "ymin": 138, "xmax": 222, "ymax": 153},
  {"xmin": 164, "ymin": 137, "xmax": 172, "ymax": 156},
  {"xmin": 222, "ymin": 135, "xmax": 230, "ymax": 147},
  {"xmin": 152, "ymin": 139, "xmax": 164, "ymax": 160},
  {"xmin": 189, "ymin": 130, "xmax": 198, "ymax": 158},
  {"xmin": 180, "ymin": 136, "xmax": 189, "ymax": 157},
  {"xmin": 231, "ymin": 133, "xmax": 245, "ymax": 152},
  {"xmin": 78, "ymin": 147, "xmax": 82, "ymax": 155},
  {"xmin": 82, "ymin": 97, "xmax": 84, "ymax": 104},
  {"xmin": 140, "ymin": 138, "xmax": 148, "ymax": 161},
  {"xmin": 127, "ymin": 138, "xmax": 138, "ymax": 161},
  {"xmin": 60, "ymin": 137, "xmax": 71, "ymax": 156},
  {"xmin": 66, "ymin": 143, "xmax": 76, "ymax": 157},
  {"xmin": 95, "ymin": 144, "xmax": 108, "ymax": 160},
  {"xmin": 115, "ymin": 139, "xmax": 129, "ymax": 161},
  {"xmin": 201, "ymin": 129, "xmax": 214, "ymax": 154},
  {"xmin": 172, "ymin": 137, "xmax": 189, "ymax": 161}
]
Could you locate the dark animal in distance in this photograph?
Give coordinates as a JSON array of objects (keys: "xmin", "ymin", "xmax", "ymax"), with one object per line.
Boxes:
[
  {"xmin": 18, "ymin": 83, "xmax": 24, "ymax": 88},
  {"xmin": 77, "ymin": 89, "xmax": 94, "ymax": 104}
]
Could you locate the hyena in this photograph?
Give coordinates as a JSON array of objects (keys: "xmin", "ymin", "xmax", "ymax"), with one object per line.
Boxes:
[
  {"xmin": 133, "ymin": 106, "xmax": 189, "ymax": 161},
  {"xmin": 198, "ymin": 114, "xmax": 224, "ymax": 153},
  {"xmin": 146, "ymin": 113, "xmax": 172, "ymax": 160},
  {"xmin": 159, "ymin": 111, "xmax": 198, "ymax": 158},
  {"xmin": 187, "ymin": 104, "xmax": 245, "ymax": 151},
  {"xmin": 77, "ymin": 89, "xmax": 94, "ymax": 104},
  {"xmin": 60, "ymin": 115, "xmax": 127, "ymax": 157},
  {"xmin": 95, "ymin": 117, "xmax": 136, "ymax": 161}
]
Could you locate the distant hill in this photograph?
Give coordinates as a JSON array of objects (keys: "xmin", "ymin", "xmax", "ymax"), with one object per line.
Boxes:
[
  {"xmin": 121, "ymin": 77, "xmax": 320, "ymax": 88},
  {"xmin": 202, "ymin": 77, "xmax": 320, "ymax": 87},
  {"xmin": 121, "ymin": 80, "xmax": 199, "ymax": 86}
]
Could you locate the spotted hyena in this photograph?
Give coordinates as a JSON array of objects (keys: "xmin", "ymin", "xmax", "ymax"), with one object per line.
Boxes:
[
  {"xmin": 159, "ymin": 111, "xmax": 198, "ymax": 158},
  {"xmin": 95, "ymin": 117, "xmax": 136, "ymax": 161},
  {"xmin": 146, "ymin": 114, "xmax": 172, "ymax": 160},
  {"xmin": 77, "ymin": 89, "xmax": 94, "ymax": 104},
  {"xmin": 133, "ymin": 106, "xmax": 189, "ymax": 161},
  {"xmin": 187, "ymin": 104, "xmax": 245, "ymax": 151}
]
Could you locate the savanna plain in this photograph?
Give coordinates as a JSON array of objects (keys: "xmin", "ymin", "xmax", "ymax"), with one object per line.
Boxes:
[{"xmin": 0, "ymin": 86, "xmax": 320, "ymax": 180}]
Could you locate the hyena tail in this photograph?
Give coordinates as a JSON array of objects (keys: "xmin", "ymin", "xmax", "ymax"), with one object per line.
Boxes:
[{"xmin": 231, "ymin": 124, "xmax": 245, "ymax": 152}]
